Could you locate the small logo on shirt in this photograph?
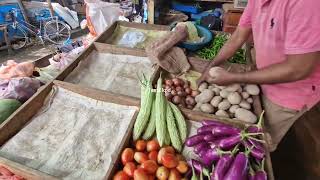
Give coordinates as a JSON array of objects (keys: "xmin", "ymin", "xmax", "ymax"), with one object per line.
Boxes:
[{"xmin": 270, "ymin": 18, "xmax": 275, "ymax": 29}]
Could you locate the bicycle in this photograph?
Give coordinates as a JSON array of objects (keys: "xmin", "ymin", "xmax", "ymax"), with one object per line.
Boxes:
[{"xmin": 5, "ymin": 8, "xmax": 71, "ymax": 50}]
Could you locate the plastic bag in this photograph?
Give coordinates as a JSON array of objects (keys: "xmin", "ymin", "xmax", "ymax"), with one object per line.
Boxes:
[
  {"xmin": 85, "ymin": 0, "xmax": 121, "ymax": 36},
  {"xmin": 35, "ymin": 65, "xmax": 61, "ymax": 84},
  {"xmin": 0, "ymin": 60, "xmax": 35, "ymax": 79},
  {"xmin": 0, "ymin": 77, "xmax": 41, "ymax": 102},
  {"xmin": 117, "ymin": 31, "xmax": 146, "ymax": 48},
  {"xmin": 0, "ymin": 99, "xmax": 21, "ymax": 123},
  {"xmin": 49, "ymin": 53, "xmax": 74, "ymax": 70}
]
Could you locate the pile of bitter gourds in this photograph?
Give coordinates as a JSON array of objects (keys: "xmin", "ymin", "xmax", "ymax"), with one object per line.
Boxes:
[{"xmin": 133, "ymin": 73, "xmax": 187, "ymax": 152}]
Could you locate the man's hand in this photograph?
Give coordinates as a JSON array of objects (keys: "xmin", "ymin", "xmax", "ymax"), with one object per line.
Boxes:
[
  {"xmin": 197, "ymin": 26, "xmax": 252, "ymax": 85},
  {"xmin": 206, "ymin": 67, "xmax": 238, "ymax": 86},
  {"xmin": 196, "ymin": 59, "xmax": 219, "ymax": 85}
]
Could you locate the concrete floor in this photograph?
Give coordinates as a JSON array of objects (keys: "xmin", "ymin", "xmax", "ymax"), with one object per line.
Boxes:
[
  {"xmin": 0, "ymin": 43, "xmax": 54, "ymax": 64},
  {"xmin": 0, "ymin": 28, "xmax": 88, "ymax": 64}
]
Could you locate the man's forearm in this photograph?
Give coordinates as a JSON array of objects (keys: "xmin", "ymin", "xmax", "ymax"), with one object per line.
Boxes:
[{"xmin": 233, "ymin": 55, "xmax": 318, "ymax": 84}]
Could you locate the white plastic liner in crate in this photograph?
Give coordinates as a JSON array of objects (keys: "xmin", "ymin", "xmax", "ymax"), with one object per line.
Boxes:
[
  {"xmin": 182, "ymin": 120, "xmax": 202, "ymax": 160},
  {"xmin": 0, "ymin": 85, "xmax": 137, "ymax": 180},
  {"xmin": 64, "ymin": 51, "xmax": 154, "ymax": 98}
]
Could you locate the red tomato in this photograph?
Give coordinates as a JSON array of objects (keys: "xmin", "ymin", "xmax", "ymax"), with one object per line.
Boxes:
[
  {"xmin": 176, "ymin": 161, "xmax": 188, "ymax": 174},
  {"xmin": 148, "ymin": 151, "xmax": 158, "ymax": 162},
  {"xmin": 149, "ymin": 175, "xmax": 156, "ymax": 180},
  {"xmin": 156, "ymin": 166, "xmax": 170, "ymax": 180},
  {"xmin": 157, "ymin": 147, "xmax": 175, "ymax": 164},
  {"xmin": 134, "ymin": 168, "xmax": 149, "ymax": 180},
  {"xmin": 146, "ymin": 140, "xmax": 160, "ymax": 152},
  {"xmin": 168, "ymin": 169, "xmax": 181, "ymax": 180},
  {"xmin": 165, "ymin": 146, "xmax": 175, "ymax": 154},
  {"xmin": 113, "ymin": 171, "xmax": 130, "ymax": 180},
  {"xmin": 162, "ymin": 154, "xmax": 178, "ymax": 169},
  {"xmin": 141, "ymin": 160, "xmax": 158, "ymax": 174},
  {"xmin": 136, "ymin": 140, "xmax": 147, "ymax": 151},
  {"xmin": 121, "ymin": 148, "xmax": 134, "ymax": 165},
  {"xmin": 134, "ymin": 152, "xmax": 148, "ymax": 164},
  {"xmin": 123, "ymin": 162, "xmax": 136, "ymax": 177}
]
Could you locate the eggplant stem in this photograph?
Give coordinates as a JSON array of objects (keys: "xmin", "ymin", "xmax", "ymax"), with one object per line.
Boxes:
[
  {"xmin": 231, "ymin": 144, "xmax": 239, "ymax": 155},
  {"xmin": 246, "ymin": 132, "xmax": 264, "ymax": 136},
  {"xmin": 217, "ymin": 148, "xmax": 231, "ymax": 156},
  {"xmin": 247, "ymin": 136, "xmax": 266, "ymax": 143},
  {"xmin": 202, "ymin": 168, "xmax": 210, "ymax": 180},
  {"xmin": 249, "ymin": 162, "xmax": 255, "ymax": 175},
  {"xmin": 261, "ymin": 158, "xmax": 265, "ymax": 170},
  {"xmin": 257, "ymin": 110, "xmax": 265, "ymax": 128},
  {"xmin": 244, "ymin": 146, "xmax": 251, "ymax": 156}
]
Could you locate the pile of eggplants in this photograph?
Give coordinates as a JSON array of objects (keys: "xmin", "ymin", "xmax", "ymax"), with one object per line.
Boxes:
[{"xmin": 185, "ymin": 112, "xmax": 268, "ymax": 180}]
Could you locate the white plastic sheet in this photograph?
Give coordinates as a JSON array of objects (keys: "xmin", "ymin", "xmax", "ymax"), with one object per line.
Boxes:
[
  {"xmin": 117, "ymin": 31, "xmax": 146, "ymax": 48},
  {"xmin": 65, "ymin": 51, "xmax": 154, "ymax": 98},
  {"xmin": 1, "ymin": 86, "xmax": 137, "ymax": 180}
]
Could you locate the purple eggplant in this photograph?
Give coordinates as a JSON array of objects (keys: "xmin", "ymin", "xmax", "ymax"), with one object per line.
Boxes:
[
  {"xmin": 197, "ymin": 125, "xmax": 215, "ymax": 135},
  {"xmin": 194, "ymin": 142, "xmax": 209, "ymax": 154},
  {"xmin": 254, "ymin": 171, "xmax": 267, "ymax": 180},
  {"xmin": 253, "ymin": 159, "xmax": 267, "ymax": 180},
  {"xmin": 186, "ymin": 134, "xmax": 206, "ymax": 147},
  {"xmin": 204, "ymin": 134, "xmax": 218, "ymax": 142},
  {"xmin": 248, "ymin": 138, "xmax": 265, "ymax": 151},
  {"xmin": 250, "ymin": 147, "xmax": 265, "ymax": 160},
  {"xmin": 247, "ymin": 111, "xmax": 265, "ymax": 133},
  {"xmin": 212, "ymin": 126, "xmax": 241, "ymax": 137},
  {"xmin": 218, "ymin": 134, "xmax": 242, "ymax": 150},
  {"xmin": 224, "ymin": 151, "xmax": 250, "ymax": 180},
  {"xmin": 209, "ymin": 140, "xmax": 221, "ymax": 149},
  {"xmin": 201, "ymin": 120, "xmax": 228, "ymax": 126},
  {"xmin": 247, "ymin": 126, "xmax": 261, "ymax": 133},
  {"xmin": 188, "ymin": 159, "xmax": 206, "ymax": 174},
  {"xmin": 248, "ymin": 165, "xmax": 255, "ymax": 180},
  {"xmin": 242, "ymin": 140, "xmax": 265, "ymax": 160},
  {"xmin": 213, "ymin": 154, "xmax": 234, "ymax": 180},
  {"xmin": 213, "ymin": 146, "xmax": 239, "ymax": 180},
  {"xmin": 201, "ymin": 148, "xmax": 221, "ymax": 166},
  {"xmin": 198, "ymin": 149, "xmax": 216, "ymax": 167}
]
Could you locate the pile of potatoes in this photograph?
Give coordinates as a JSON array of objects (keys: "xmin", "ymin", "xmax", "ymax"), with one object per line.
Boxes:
[{"xmin": 193, "ymin": 82, "xmax": 260, "ymax": 123}]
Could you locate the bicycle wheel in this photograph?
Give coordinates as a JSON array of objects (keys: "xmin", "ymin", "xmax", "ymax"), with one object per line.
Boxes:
[
  {"xmin": 7, "ymin": 25, "xmax": 28, "ymax": 50},
  {"xmin": 44, "ymin": 20, "xmax": 71, "ymax": 45}
]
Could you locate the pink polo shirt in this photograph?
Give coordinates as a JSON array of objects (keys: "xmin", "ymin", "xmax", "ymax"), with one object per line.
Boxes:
[{"xmin": 239, "ymin": 0, "xmax": 320, "ymax": 110}]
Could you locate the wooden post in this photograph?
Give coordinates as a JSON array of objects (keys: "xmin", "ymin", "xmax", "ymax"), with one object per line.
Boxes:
[
  {"xmin": 147, "ymin": 0, "xmax": 154, "ymax": 24},
  {"xmin": 47, "ymin": 0, "xmax": 54, "ymax": 17},
  {"xmin": 17, "ymin": 0, "xmax": 29, "ymax": 23}
]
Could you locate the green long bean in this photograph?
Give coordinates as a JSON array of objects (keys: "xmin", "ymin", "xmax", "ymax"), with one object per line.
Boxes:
[{"xmin": 196, "ymin": 34, "xmax": 246, "ymax": 64}]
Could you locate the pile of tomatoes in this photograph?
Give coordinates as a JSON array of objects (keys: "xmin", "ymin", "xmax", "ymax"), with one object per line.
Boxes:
[{"xmin": 114, "ymin": 139, "xmax": 189, "ymax": 180}]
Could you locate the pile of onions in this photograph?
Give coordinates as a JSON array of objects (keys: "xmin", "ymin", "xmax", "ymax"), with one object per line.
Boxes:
[{"xmin": 163, "ymin": 78, "xmax": 200, "ymax": 109}]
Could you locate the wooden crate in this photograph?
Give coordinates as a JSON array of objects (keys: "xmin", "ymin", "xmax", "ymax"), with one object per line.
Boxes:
[
  {"xmin": 105, "ymin": 97, "xmax": 274, "ymax": 180},
  {"xmin": 151, "ymin": 57, "xmax": 263, "ymax": 125},
  {"xmin": 0, "ymin": 80, "xmax": 273, "ymax": 179},
  {"xmin": 53, "ymin": 42, "xmax": 156, "ymax": 99},
  {"xmin": 95, "ymin": 21, "xmax": 170, "ymax": 51},
  {"xmin": 0, "ymin": 156, "xmax": 58, "ymax": 180},
  {"xmin": 0, "ymin": 80, "xmax": 141, "ymax": 179}
]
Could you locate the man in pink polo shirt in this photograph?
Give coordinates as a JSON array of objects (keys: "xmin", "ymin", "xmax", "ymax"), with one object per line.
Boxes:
[{"xmin": 199, "ymin": 0, "xmax": 320, "ymax": 151}]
